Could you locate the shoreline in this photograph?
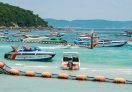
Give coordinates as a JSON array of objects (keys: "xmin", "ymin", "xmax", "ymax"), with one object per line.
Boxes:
[
  {"xmin": 0, "ymin": 27, "xmax": 132, "ymax": 30},
  {"xmin": 0, "ymin": 27, "xmax": 76, "ymax": 32}
]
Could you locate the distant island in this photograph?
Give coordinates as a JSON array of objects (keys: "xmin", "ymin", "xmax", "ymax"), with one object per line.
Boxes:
[
  {"xmin": 0, "ymin": 2, "xmax": 49, "ymax": 28},
  {"xmin": 46, "ymin": 18, "xmax": 132, "ymax": 29}
]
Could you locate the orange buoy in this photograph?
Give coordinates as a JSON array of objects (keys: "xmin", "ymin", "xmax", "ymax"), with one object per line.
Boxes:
[
  {"xmin": 58, "ymin": 73, "xmax": 69, "ymax": 79},
  {"xmin": 113, "ymin": 78, "xmax": 126, "ymax": 84},
  {"xmin": 25, "ymin": 71, "xmax": 36, "ymax": 77},
  {"xmin": 76, "ymin": 74, "xmax": 87, "ymax": 80},
  {"xmin": 94, "ymin": 76, "xmax": 106, "ymax": 82},
  {"xmin": 41, "ymin": 72, "xmax": 52, "ymax": 78},
  {"xmin": 0, "ymin": 62, "xmax": 4, "ymax": 68},
  {"xmin": 8, "ymin": 69, "xmax": 19, "ymax": 75}
]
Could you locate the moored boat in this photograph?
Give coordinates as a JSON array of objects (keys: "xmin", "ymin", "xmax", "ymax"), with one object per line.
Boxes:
[
  {"xmin": 77, "ymin": 32, "xmax": 90, "ymax": 37},
  {"xmin": 4, "ymin": 45, "xmax": 56, "ymax": 61},
  {"xmin": 74, "ymin": 31, "xmax": 98, "ymax": 48},
  {"xmin": 12, "ymin": 33, "xmax": 26, "ymax": 37},
  {"xmin": 97, "ymin": 38, "xmax": 127, "ymax": 47},
  {"xmin": 23, "ymin": 36, "xmax": 49, "ymax": 42},
  {"xmin": 45, "ymin": 32, "xmax": 64, "ymax": 37},
  {"xmin": 41, "ymin": 37, "xmax": 67, "ymax": 43},
  {"xmin": 127, "ymin": 38, "xmax": 132, "ymax": 46},
  {"xmin": 127, "ymin": 41, "xmax": 132, "ymax": 46},
  {"xmin": 20, "ymin": 28, "xmax": 31, "ymax": 32},
  {"xmin": 74, "ymin": 36, "xmax": 98, "ymax": 48},
  {"xmin": 0, "ymin": 34, "xmax": 9, "ymax": 40}
]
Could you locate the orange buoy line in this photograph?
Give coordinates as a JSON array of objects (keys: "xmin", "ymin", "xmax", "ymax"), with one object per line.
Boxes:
[{"xmin": 0, "ymin": 62, "xmax": 132, "ymax": 84}]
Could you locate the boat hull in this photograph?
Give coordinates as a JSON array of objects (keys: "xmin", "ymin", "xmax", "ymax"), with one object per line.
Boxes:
[
  {"xmin": 74, "ymin": 41, "xmax": 90, "ymax": 45},
  {"xmin": 98, "ymin": 41, "xmax": 127, "ymax": 47}
]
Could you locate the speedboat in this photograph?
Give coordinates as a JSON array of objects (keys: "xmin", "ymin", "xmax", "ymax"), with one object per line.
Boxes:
[
  {"xmin": 127, "ymin": 38, "xmax": 132, "ymax": 46},
  {"xmin": 74, "ymin": 36, "xmax": 97, "ymax": 48},
  {"xmin": 123, "ymin": 31, "xmax": 132, "ymax": 37},
  {"xmin": 97, "ymin": 38, "xmax": 127, "ymax": 47},
  {"xmin": 4, "ymin": 45, "xmax": 56, "ymax": 61},
  {"xmin": 74, "ymin": 37, "xmax": 91, "ymax": 46},
  {"xmin": 41, "ymin": 37, "xmax": 67, "ymax": 44},
  {"xmin": 77, "ymin": 32, "xmax": 90, "ymax": 37},
  {"xmin": 61, "ymin": 52, "xmax": 80, "ymax": 70},
  {"xmin": 20, "ymin": 28, "xmax": 31, "ymax": 32},
  {"xmin": 24, "ymin": 35, "xmax": 39, "ymax": 38},
  {"xmin": 74, "ymin": 31, "xmax": 99, "ymax": 46},
  {"xmin": 127, "ymin": 41, "xmax": 132, "ymax": 46},
  {"xmin": 0, "ymin": 35, "xmax": 8, "ymax": 40},
  {"xmin": 45, "ymin": 32, "xmax": 64, "ymax": 37},
  {"xmin": 12, "ymin": 33, "xmax": 26, "ymax": 37},
  {"xmin": 23, "ymin": 36, "xmax": 49, "ymax": 42}
]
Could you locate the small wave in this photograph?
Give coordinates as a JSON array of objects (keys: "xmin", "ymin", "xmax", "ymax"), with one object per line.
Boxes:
[
  {"xmin": 15, "ymin": 63, "xmax": 24, "ymax": 66},
  {"xmin": 0, "ymin": 45, "xmax": 10, "ymax": 48},
  {"xmin": 80, "ymin": 67, "xmax": 93, "ymax": 70},
  {"xmin": 25, "ymin": 65, "xmax": 58, "ymax": 69},
  {"xmin": 38, "ymin": 45, "xmax": 79, "ymax": 50},
  {"xmin": 38, "ymin": 45, "xmax": 62, "ymax": 49},
  {"xmin": 116, "ymin": 69, "xmax": 132, "ymax": 71}
]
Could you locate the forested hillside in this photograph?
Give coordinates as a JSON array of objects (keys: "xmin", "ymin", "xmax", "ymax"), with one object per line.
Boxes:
[{"xmin": 0, "ymin": 2, "xmax": 48, "ymax": 27}]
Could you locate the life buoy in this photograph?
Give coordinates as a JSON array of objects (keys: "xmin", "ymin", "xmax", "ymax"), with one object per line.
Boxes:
[{"xmin": 0, "ymin": 62, "xmax": 4, "ymax": 68}]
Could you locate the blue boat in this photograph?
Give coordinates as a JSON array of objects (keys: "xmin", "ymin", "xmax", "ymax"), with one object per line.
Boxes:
[
  {"xmin": 74, "ymin": 36, "xmax": 97, "ymax": 48},
  {"xmin": 4, "ymin": 46, "xmax": 55, "ymax": 61},
  {"xmin": 74, "ymin": 37, "xmax": 91, "ymax": 46}
]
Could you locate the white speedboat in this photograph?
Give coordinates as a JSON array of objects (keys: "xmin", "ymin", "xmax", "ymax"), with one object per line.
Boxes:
[
  {"xmin": 61, "ymin": 52, "xmax": 80, "ymax": 70},
  {"xmin": 23, "ymin": 36, "xmax": 49, "ymax": 42},
  {"xmin": 97, "ymin": 38, "xmax": 127, "ymax": 47},
  {"xmin": 45, "ymin": 32, "xmax": 64, "ymax": 37},
  {"xmin": 127, "ymin": 41, "xmax": 132, "ymax": 46},
  {"xmin": 4, "ymin": 46, "xmax": 55, "ymax": 61},
  {"xmin": 127, "ymin": 38, "xmax": 132, "ymax": 46},
  {"xmin": 0, "ymin": 35, "xmax": 8, "ymax": 40}
]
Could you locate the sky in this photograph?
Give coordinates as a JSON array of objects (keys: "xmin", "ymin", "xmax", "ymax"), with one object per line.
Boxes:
[{"xmin": 0, "ymin": 0, "xmax": 132, "ymax": 21}]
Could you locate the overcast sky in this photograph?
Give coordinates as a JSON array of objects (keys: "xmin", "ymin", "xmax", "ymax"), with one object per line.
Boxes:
[{"xmin": 1, "ymin": 0, "xmax": 132, "ymax": 20}]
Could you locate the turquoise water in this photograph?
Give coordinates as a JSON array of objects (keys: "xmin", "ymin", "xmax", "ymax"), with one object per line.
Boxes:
[{"xmin": 0, "ymin": 29, "xmax": 132, "ymax": 92}]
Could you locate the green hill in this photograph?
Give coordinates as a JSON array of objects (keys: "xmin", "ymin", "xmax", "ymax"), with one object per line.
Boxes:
[{"xmin": 0, "ymin": 2, "xmax": 48, "ymax": 27}]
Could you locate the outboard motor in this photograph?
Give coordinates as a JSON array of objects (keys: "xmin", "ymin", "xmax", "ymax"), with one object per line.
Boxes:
[
  {"xmin": 4, "ymin": 53, "xmax": 11, "ymax": 59},
  {"xmin": 68, "ymin": 58, "xmax": 73, "ymax": 70}
]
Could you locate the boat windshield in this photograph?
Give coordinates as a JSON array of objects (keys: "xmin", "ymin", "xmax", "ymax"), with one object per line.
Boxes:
[{"xmin": 63, "ymin": 53, "xmax": 79, "ymax": 62}]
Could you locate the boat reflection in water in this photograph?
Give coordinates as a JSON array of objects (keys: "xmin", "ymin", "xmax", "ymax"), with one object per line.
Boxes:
[{"xmin": 4, "ymin": 45, "xmax": 56, "ymax": 61}]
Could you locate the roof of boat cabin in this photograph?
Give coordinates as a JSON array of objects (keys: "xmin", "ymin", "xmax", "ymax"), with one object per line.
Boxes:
[{"xmin": 63, "ymin": 52, "xmax": 79, "ymax": 54}]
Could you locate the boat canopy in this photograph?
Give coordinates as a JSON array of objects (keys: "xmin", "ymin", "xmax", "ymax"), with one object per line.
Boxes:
[
  {"xmin": 22, "ymin": 46, "xmax": 41, "ymax": 51},
  {"xmin": 79, "ymin": 37, "xmax": 91, "ymax": 39},
  {"xmin": 11, "ymin": 45, "xmax": 42, "ymax": 52},
  {"xmin": 63, "ymin": 52, "xmax": 79, "ymax": 54}
]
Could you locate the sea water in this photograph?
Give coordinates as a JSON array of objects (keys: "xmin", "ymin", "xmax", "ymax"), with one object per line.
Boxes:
[{"xmin": 0, "ymin": 29, "xmax": 132, "ymax": 92}]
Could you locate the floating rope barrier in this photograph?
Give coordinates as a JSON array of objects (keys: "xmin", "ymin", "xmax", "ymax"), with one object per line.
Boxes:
[
  {"xmin": 0, "ymin": 62, "xmax": 132, "ymax": 84},
  {"xmin": 0, "ymin": 39, "xmax": 68, "ymax": 45}
]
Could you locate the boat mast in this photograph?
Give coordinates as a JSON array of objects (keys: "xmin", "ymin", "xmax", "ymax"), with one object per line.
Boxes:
[
  {"xmin": 90, "ymin": 30, "xmax": 94, "ymax": 49},
  {"xmin": 90, "ymin": 33, "xmax": 93, "ymax": 49}
]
